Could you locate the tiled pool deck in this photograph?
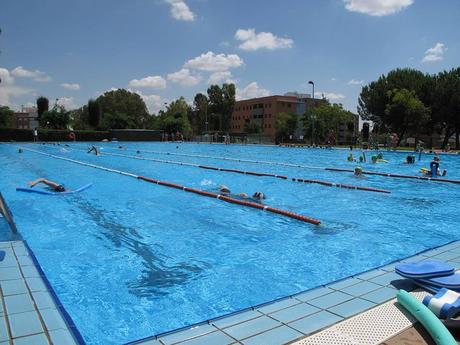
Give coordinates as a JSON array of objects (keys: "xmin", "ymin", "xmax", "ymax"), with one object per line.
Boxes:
[
  {"xmin": 3, "ymin": 239, "xmax": 460, "ymax": 345},
  {"xmin": 127, "ymin": 240, "xmax": 460, "ymax": 345},
  {"xmin": 0, "ymin": 241, "xmax": 82, "ymax": 345}
]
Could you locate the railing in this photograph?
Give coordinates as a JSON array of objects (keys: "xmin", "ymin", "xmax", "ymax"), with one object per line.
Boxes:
[{"xmin": 0, "ymin": 192, "xmax": 18, "ymax": 233}]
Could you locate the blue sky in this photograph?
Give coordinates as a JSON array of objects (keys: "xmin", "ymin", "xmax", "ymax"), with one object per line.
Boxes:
[{"xmin": 0, "ymin": 0, "xmax": 459, "ymax": 114}]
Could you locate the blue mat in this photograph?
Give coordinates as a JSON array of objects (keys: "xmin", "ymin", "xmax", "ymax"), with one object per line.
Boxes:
[
  {"xmin": 395, "ymin": 261, "xmax": 454, "ymax": 279},
  {"xmin": 16, "ymin": 183, "xmax": 93, "ymax": 196},
  {"xmin": 418, "ymin": 274, "xmax": 460, "ymax": 289}
]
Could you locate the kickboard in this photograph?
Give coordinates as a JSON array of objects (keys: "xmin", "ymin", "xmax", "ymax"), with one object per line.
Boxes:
[{"xmin": 16, "ymin": 183, "xmax": 93, "ymax": 195}]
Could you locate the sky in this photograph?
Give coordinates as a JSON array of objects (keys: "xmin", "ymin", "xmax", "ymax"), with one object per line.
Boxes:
[{"xmin": 0, "ymin": 0, "xmax": 459, "ymax": 114}]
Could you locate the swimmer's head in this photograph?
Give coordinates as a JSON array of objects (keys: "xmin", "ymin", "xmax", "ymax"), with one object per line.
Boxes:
[
  {"xmin": 252, "ymin": 192, "xmax": 265, "ymax": 200},
  {"xmin": 354, "ymin": 166, "xmax": 363, "ymax": 175},
  {"xmin": 220, "ymin": 185, "xmax": 230, "ymax": 194},
  {"xmin": 18, "ymin": 148, "xmax": 23, "ymax": 153}
]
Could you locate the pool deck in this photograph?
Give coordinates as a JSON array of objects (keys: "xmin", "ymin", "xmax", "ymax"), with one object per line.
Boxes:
[
  {"xmin": 3, "ymin": 239, "xmax": 460, "ymax": 345},
  {"xmin": 0, "ymin": 241, "xmax": 82, "ymax": 345}
]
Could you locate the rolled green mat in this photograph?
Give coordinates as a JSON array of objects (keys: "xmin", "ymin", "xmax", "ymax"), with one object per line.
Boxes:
[{"xmin": 397, "ymin": 289, "xmax": 456, "ymax": 345}]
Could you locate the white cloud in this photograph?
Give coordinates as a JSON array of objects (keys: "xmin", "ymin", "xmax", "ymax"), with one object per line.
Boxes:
[
  {"xmin": 60, "ymin": 83, "xmax": 80, "ymax": 90},
  {"xmin": 11, "ymin": 66, "xmax": 51, "ymax": 82},
  {"xmin": 343, "ymin": 0, "xmax": 413, "ymax": 16},
  {"xmin": 347, "ymin": 79, "xmax": 364, "ymax": 85},
  {"xmin": 184, "ymin": 51, "xmax": 244, "ymax": 72},
  {"xmin": 128, "ymin": 75, "xmax": 166, "ymax": 89},
  {"xmin": 165, "ymin": 0, "xmax": 195, "ymax": 21},
  {"xmin": 0, "ymin": 68, "xmax": 34, "ymax": 106},
  {"xmin": 167, "ymin": 68, "xmax": 201, "ymax": 86},
  {"xmin": 422, "ymin": 42, "xmax": 447, "ymax": 63},
  {"xmin": 331, "ymin": 78, "xmax": 337, "ymax": 81},
  {"xmin": 315, "ymin": 92, "xmax": 346, "ymax": 101},
  {"xmin": 56, "ymin": 97, "xmax": 78, "ymax": 110},
  {"xmin": 208, "ymin": 71, "xmax": 234, "ymax": 84},
  {"xmin": 236, "ymin": 82, "xmax": 270, "ymax": 100},
  {"xmin": 235, "ymin": 28, "xmax": 293, "ymax": 51},
  {"xmin": 134, "ymin": 90, "xmax": 167, "ymax": 113}
]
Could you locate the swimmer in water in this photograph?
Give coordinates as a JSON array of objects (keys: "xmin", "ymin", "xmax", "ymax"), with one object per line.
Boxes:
[
  {"xmin": 354, "ymin": 166, "xmax": 363, "ymax": 177},
  {"xmin": 252, "ymin": 192, "xmax": 266, "ymax": 201},
  {"xmin": 28, "ymin": 178, "xmax": 66, "ymax": 192},
  {"xmin": 18, "ymin": 148, "xmax": 23, "ymax": 153},
  {"xmin": 87, "ymin": 145, "xmax": 100, "ymax": 156},
  {"xmin": 347, "ymin": 153, "xmax": 354, "ymax": 162},
  {"xmin": 219, "ymin": 185, "xmax": 231, "ymax": 195}
]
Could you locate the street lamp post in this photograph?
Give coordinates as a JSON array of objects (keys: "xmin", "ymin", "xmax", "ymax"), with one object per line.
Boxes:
[
  {"xmin": 205, "ymin": 102, "xmax": 208, "ymax": 133},
  {"xmin": 308, "ymin": 81, "xmax": 315, "ymax": 145}
]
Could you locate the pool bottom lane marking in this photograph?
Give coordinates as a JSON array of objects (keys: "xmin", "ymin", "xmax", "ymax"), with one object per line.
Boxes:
[{"xmin": 19, "ymin": 146, "xmax": 321, "ymax": 225}]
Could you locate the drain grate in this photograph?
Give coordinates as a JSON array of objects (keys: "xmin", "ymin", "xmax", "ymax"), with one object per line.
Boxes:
[{"xmin": 292, "ymin": 290, "xmax": 430, "ymax": 345}]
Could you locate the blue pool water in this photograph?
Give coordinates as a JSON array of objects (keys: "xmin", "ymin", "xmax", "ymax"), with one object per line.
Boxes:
[{"xmin": 1, "ymin": 142, "xmax": 459, "ymax": 344}]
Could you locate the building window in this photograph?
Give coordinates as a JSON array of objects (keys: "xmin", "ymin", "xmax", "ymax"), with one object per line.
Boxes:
[
  {"xmin": 287, "ymin": 103, "xmax": 291, "ymax": 108},
  {"xmin": 268, "ymin": 124, "xmax": 271, "ymax": 128}
]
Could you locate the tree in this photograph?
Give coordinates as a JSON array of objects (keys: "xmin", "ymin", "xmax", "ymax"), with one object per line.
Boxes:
[
  {"xmin": 221, "ymin": 83, "xmax": 236, "ymax": 131},
  {"xmin": 97, "ymin": 89, "xmax": 149, "ymax": 129},
  {"xmin": 432, "ymin": 68, "xmax": 460, "ymax": 148},
  {"xmin": 36, "ymin": 97, "xmax": 49, "ymax": 121},
  {"xmin": 244, "ymin": 121, "xmax": 260, "ymax": 134},
  {"xmin": 303, "ymin": 103, "xmax": 355, "ymax": 144},
  {"xmin": 155, "ymin": 97, "xmax": 192, "ymax": 136},
  {"xmin": 385, "ymin": 88, "xmax": 430, "ymax": 148},
  {"xmin": 358, "ymin": 68, "xmax": 432, "ymax": 134},
  {"xmin": 206, "ymin": 83, "xmax": 236, "ymax": 132},
  {"xmin": 0, "ymin": 106, "xmax": 14, "ymax": 127},
  {"xmin": 40, "ymin": 105, "xmax": 70, "ymax": 129},
  {"xmin": 71, "ymin": 105, "xmax": 90, "ymax": 130},
  {"xmin": 100, "ymin": 112, "xmax": 133, "ymax": 129},
  {"xmin": 193, "ymin": 93, "xmax": 209, "ymax": 133},
  {"xmin": 275, "ymin": 112, "xmax": 297, "ymax": 142},
  {"xmin": 87, "ymin": 99, "xmax": 101, "ymax": 128}
]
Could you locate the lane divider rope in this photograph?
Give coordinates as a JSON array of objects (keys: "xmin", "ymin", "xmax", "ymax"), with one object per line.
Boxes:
[
  {"xmin": 44, "ymin": 144, "xmax": 390, "ymax": 194},
  {"xmin": 19, "ymin": 146, "xmax": 321, "ymax": 225},
  {"xmin": 325, "ymin": 168, "xmax": 460, "ymax": 185},
  {"xmin": 50, "ymin": 143, "xmax": 460, "ymax": 186}
]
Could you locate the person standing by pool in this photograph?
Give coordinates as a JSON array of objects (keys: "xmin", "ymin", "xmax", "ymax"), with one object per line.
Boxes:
[
  {"xmin": 28, "ymin": 178, "xmax": 66, "ymax": 192},
  {"xmin": 33, "ymin": 128, "xmax": 38, "ymax": 142}
]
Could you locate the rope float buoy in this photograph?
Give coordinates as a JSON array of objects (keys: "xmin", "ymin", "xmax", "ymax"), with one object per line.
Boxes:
[{"xmin": 19, "ymin": 146, "xmax": 321, "ymax": 225}]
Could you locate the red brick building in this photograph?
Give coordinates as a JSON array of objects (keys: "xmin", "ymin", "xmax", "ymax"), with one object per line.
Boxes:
[{"xmin": 230, "ymin": 94, "xmax": 316, "ymax": 140}]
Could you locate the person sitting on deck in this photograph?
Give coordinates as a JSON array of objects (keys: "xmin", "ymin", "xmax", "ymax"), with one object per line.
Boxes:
[
  {"xmin": 28, "ymin": 178, "xmax": 66, "ymax": 192},
  {"xmin": 87, "ymin": 145, "xmax": 100, "ymax": 156}
]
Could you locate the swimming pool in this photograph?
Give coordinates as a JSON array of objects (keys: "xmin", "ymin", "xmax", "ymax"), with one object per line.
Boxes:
[{"xmin": 1, "ymin": 142, "xmax": 459, "ymax": 344}]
